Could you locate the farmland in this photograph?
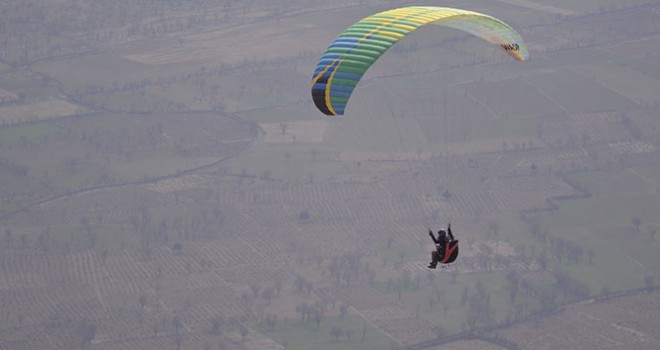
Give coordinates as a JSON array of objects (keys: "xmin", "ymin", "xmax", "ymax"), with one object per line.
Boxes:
[{"xmin": 1, "ymin": 1, "xmax": 660, "ymax": 350}]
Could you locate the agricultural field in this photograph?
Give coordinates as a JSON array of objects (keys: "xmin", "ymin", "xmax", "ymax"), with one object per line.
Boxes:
[
  {"xmin": 491, "ymin": 290, "xmax": 660, "ymax": 350},
  {"xmin": 1, "ymin": 1, "xmax": 660, "ymax": 350},
  {"xmin": 0, "ymin": 98, "xmax": 87, "ymax": 125},
  {"xmin": 0, "ymin": 111, "xmax": 257, "ymax": 216}
]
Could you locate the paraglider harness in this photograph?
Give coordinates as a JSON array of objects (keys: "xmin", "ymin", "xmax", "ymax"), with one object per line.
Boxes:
[{"xmin": 428, "ymin": 225, "xmax": 459, "ymax": 268}]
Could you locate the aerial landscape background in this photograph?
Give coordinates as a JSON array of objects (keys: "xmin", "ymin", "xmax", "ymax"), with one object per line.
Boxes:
[{"xmin": 0, "ymin": 0, "xmax": 659, "ymax": 349}]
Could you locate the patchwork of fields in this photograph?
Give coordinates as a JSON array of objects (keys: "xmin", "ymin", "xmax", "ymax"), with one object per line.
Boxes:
[{"xmin": 1, "ymin": 1, "xmax": 660, "ymax": 349}]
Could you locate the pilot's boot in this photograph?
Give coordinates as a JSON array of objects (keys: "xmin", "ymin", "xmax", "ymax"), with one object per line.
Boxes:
[{"xmin": 428, "ymin": 250, "xmax": 438, "ymax": 268}]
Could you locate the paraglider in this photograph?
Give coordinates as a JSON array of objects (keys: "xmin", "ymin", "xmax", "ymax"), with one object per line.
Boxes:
[
  {"xmin": 310, "ymin": 7, "xmax": 528, "ymax": 268},
  {"xmin": 311, "ymin": 6, "xmax": 529, "ymax": 116},
  {"xmin": 428, "ymin": 223, "xmax": 459, "ymax": 269}
]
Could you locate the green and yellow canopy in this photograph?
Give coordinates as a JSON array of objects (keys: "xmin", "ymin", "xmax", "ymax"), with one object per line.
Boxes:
[{"xmin": 311, "ymin": 6, "xmax": 528, "ymax": 115}]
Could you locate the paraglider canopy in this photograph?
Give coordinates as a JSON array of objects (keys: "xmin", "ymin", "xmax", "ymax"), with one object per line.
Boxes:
[{"xmin": 311, "ymin": 6, "xmax": 529, "ymax": 115}]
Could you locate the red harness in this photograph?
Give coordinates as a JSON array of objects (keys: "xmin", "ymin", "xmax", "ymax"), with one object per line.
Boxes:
[{"xmin": 440, "ymin": 241, "xmax": 459, "ymax": 264}]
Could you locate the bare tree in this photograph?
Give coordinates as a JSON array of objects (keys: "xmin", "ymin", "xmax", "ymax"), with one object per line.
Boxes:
[
  {"xmin": 339, "ymin": 302, "xmax": 349, "ymax": 319},
  {"xmin": 211, "ymin": 315, "xmax": 224, "ymax": 335},
  {"xmin": 139, "ymin": 294, "xmax": 147, "ymax": 310},
  {"xmin": 274, "ymin": 278, "xmax": 283, "ymax": 297},
  {"xmin": 77, "ymin": 319, "xmax": 97, "ymax": 350},
  {"xmin": 600, "ymin": 285, "xmax": 611, "ymax": 296},
  {"xmin": 239, "ymin": 324, "xmax": 249, "ymax": 342},
  {"xmin": 295, "ymin": 303, "xmax": 308, "ymax": 323},
  {"xmin": 587, "ymin": 248, "xmax": 596, "ymax": 264},
  {"xmin": 538, "ymin": 288, "xmax": 558, "ymax": 312},
  {"xmin": 304, "ymin": 279, "xmax": 314, "ymax": 295},
  {"xmin": 488, "ymin": 221, "xmax": 500, "ymax": 239},
  {"xmin": 313, "ymin": 308, "xmax": 324, "ymax": 328},
  {"xmin": 172, "ymin": 315, "xmax": 183, "ymax": 335},
  {"xmin": 460, "ymin": 285, "xmax": 470, "ymax": 306},
  {"xmin": 3, "ymin": 228, "xmax": 11, "ymax": 248},
  {"xmin": 345, "ymin": 328, "xmax": 353, "ymax": 341},
  {"xmin": 537, "ymin": 250, "xmax": 548, "ymax": 270},
  {"xmin": 262, "ymin": 287, "xmax": 275, "ymax": 305},
  {"xmin": 241, "ymin": 291, "xmax": 254, "ymax": 310},
  {"xmin": 330, "ymin": 326, "xmax": 343, "ymax": 342},
  {"xmin": 506, "ymin": 269, "xmax": 520, "ymax": 303},
  {"xmin": 294, "ymin": 274, "xmax": 306, "ymax": 293},
  {"xmin": 632, "ymin": 217, "xmax": 642, "ymax": 232},
  {"xmin": 250, "ymin": 282, "xmax": 261, "ymax": 298},
  {"xmin": 435, "ymin": 325, "xmax": 446, "ymax": 339},
  {"xmin": 644, "ymin": 275, "xmax": 655, "ymax": 291},
  {"xmin": 264, "ymin": 313, "xmax": 277, "ymax": 332}
]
